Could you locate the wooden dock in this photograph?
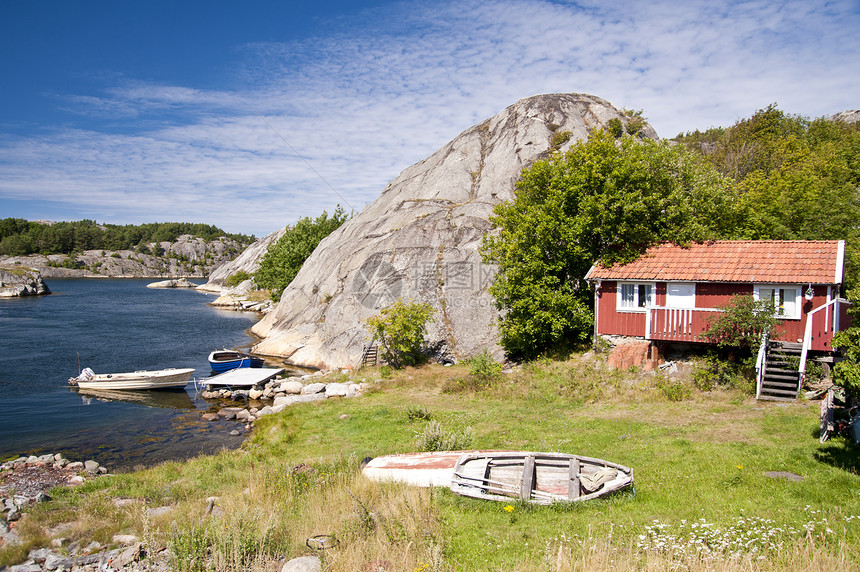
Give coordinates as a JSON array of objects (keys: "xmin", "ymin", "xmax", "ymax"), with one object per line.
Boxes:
[{"xmin": 204, "ymin": 367, "xmax": 284, "ymax": 389}]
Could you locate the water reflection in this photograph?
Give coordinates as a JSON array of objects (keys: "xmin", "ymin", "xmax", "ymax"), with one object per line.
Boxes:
[{"xmin": 74, "ymin": 387, "xmax": 196, "ymax": 409}]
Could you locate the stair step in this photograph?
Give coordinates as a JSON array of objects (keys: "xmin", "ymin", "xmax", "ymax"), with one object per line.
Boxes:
[
  {"xmin": 761, "ymin": 388, "xmax": 798, "ymax": 396},
  {"xmin": 758, "ymin": 394, "xmax": 798, "ymax": 402},
  {"xmin": 764, "ymin": 375, "xmax": 799, "ymax": 383}
]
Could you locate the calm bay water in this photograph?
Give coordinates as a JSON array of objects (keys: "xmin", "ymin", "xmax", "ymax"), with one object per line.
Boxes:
[{"xmin": 0, "ymin": 279, "xmax": 278, "ymax": 471}]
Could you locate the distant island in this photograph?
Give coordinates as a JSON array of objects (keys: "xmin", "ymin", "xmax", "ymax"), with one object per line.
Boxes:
[{"xmin": 0, "ymin": 219, "xmax": 255, "ymax": 280}]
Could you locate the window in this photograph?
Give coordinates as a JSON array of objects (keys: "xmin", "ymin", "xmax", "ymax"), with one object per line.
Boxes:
[
  {"xmin": 666, "ymin": 282, "xmax": 696, "ymax": 309},
  {"xmin": 754, "ymin": 285, "xmax": 801, "ymax": 319},
  {"xmin": 618, "ymin": 282, "xmax": 653, "ymax": 311}
]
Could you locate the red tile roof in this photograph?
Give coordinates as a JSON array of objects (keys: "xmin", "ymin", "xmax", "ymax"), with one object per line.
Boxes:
[{"xmin": 585, "ymin": 241, "xmax": 845, "ymax": 284}]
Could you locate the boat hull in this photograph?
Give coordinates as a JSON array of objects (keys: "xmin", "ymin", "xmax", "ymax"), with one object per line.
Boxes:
[
  {"xmin": 362, "ymin": 450, "xmax": 633, "ymax": 504},
  {"xmin": 451, "ymin": 451, "xmax": 633, "ymax": 504},
  {"xmin": 208, "ymin": 350, "xmax": 265, "ymax": 373},
  {"xmin": 72, "ymin": 368, "xmax": 195, "ymax": 391}
]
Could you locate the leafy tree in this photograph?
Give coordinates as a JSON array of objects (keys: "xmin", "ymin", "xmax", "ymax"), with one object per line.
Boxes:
[
  {"xmin": 676, "ymin": 105, "xmax": 860, "ymax": 286},
  {"xmin": 365, "ymin": 299, "xmax": 435, "ymax": 369},
  {"xmin": 481, "ymin": 130, "xmax": 740, "ymax": 359},
  {"xmin": 702, "ymin": 294, "xmax": 780, "ymax": 350},
  {"xmin": 832, "ymin": 289, "xmax": 860, "ymax": 397},
  {"xmin": 255, "ymin": 206, "xmax": 349, "ymax": 301}
]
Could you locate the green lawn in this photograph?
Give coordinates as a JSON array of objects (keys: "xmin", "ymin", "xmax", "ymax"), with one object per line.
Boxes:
[{"xmin": 5, "ymin": 356, "xmax": 860, "ymax": 570}]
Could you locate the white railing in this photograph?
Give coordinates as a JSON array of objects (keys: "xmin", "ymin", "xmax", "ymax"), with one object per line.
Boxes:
[
  {"xmin": 799, "ymin": 297, "xmax": 851, "ymax": 380},
  {"xmin": 755, "ymin": 332, "xmax": 769, "ymax": 400}
]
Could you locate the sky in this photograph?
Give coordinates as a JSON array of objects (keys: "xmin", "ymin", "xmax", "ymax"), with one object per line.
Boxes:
[{"xmin": 1, "ymin": 1, "xmax": 858, "ymax": 238}]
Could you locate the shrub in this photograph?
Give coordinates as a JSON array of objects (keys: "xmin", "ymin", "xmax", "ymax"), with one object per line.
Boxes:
[
  {"xmin": 406, "ymin": 404, "xmax": 432, "ymax": 421},
  {"xmin": 703, "ymin": 294, "xmax": 779, "ymax": 350},
  {"xmin": 691, "ymin": 352, "xmax": 755, "ymax": 393},
  {"xmin": 656, "ymin": 377, "xmax": 691, "ymax": 401},
  {"xmin": 415, "ymin": 420, "xmax": 473, "ymax": 452},
  {"xmin": 226, "ymin": 270, "xmax": 251, "ymax": 288},
  {"xmin": 607, "ymin": 118, "xmax": 624, "ymax": 138},
  {"xmin": 365, "ymin": 299, "xmax": 435, "ymax": 369},
  {"xmin": 468, "ymin": 349, "xmax": 502, "ymax": 385},
  {"xmin": 550, "ymin": 130, "xmax": 572, "ymax": 148}
]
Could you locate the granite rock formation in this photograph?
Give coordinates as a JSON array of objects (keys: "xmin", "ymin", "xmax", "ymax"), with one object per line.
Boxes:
[
  {"xmin": 0, "ymin": 266, "xmax": 51, "ymax": 297},
  {"xmin": 250, "ymin": 93, "xmax": 658, "ymax": 369}
]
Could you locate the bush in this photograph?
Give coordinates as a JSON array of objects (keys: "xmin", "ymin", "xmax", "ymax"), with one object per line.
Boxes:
[
  {"xmin": 550, "ymin": 130, "xmax": 572, "ymax": 148},
  {"xmin": 656, "ymin": 377, "xmax": 691, "ymax": 401},
  {"xmin": 704, "ymin": 294, "xmax": 779, "ymax": 350},
  {"xmin": 415, "ymin": 420, "xmax": 473, "ymax": 452},
  {"xmin": 365, "ymin": 299, "xmax": 435, "ymax": 369},
  {"xmin": 468, "ymin": 349, "xmax": 502, "ymax": 385},
  {"xmin": 406, "ymin": 404, "xmax": 431, "ymax": 421},
  {"xmin": 607, "ymin": 118, "xmax": 624, "ymax": 138},
  {"xmin": 226, "ymin": 270, "xmax": 251, "ymax": 288},
  {"xmin": 691, "ymin": 352, "xmax": 755, "ymax": 393}
]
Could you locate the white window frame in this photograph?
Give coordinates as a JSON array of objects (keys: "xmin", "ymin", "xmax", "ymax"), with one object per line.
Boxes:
[
  {"xmin": 617, "ymin": 282, "xmax": 655, "ymax": 312},
  {"xmin": 753, "ymin": 284, "xmax": 801, "ymax": 320}
]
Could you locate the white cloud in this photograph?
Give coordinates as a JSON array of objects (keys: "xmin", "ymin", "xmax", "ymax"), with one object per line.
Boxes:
[{"xmin": 1, "ymin": 0, "xmax": 857, "ymax": 236}]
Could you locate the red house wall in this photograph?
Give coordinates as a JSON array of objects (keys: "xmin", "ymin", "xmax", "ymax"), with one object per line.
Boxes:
[{"xmin": 595, "ymin": 281, "xmax": 836, "ymax": 345}]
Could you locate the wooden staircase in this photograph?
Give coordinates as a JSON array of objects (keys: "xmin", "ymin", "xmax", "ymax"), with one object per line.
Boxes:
[
  {"xmin": 758, "ymin": 341, "xmax": 802, "ymax": 401},
  {"xmin": 358, "ymin": 343, "xmax": 379, "ymax": 369}
]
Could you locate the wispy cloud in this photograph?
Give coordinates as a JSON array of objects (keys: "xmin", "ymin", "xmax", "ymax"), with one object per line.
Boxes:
[{"xmin": 1, "ymin": 0, "xmax": 857, "ymax": 236}]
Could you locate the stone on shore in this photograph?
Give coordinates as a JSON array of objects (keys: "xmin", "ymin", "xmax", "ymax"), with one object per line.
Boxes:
[
  {"xmin": 146, "ymin": 278, "xmax": 198, "ymax": 289},
  {"xmin": 280, "ymin": 380, "xmax": 304, "ymax": 394},
  {"xmin": 282, "ymin": 555, "xmax": 321, "ymax": 572},
  {"xmin": 325, "ymin": 382, "xmax": 349, "ymax": 397},
  {"xmin": 301, "ymin": 383, "xmax": 326, "ymax": 395}
]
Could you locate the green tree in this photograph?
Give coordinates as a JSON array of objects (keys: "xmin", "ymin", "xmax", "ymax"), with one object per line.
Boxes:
[
  {"xmin": 702, "ymin": 294, "xmax": 780, "ymax": 350},
  {"xmin": 481, "ymin": 130, "xmax": 740, "ymax": 359},
  {"xmin": 365, "ymin": 299, "xmax": 435, "ymax": 369},
  {"xmin": 676, "ymin": 105, "xmax": 860, "ymax": 287},
  {"xmin": 255, "ymin": 206, "xmax": 349, "ymax": 301},
  {"xmin": 832, "ymin": 289, "xmax": 860, "ymax": 397}
]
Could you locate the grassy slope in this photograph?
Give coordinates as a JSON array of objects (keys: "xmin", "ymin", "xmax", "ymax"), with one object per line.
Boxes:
[{"xmin": 5, "ymin": 355, "xmax": 860, "ymax": 570}]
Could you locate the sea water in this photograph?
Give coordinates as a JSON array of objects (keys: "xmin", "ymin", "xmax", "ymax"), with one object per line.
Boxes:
[{"xmin": 0, "ymin": 278, "xmax": 275, "ymax": 470}]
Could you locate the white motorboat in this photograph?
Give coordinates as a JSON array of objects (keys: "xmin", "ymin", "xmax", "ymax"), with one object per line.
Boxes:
[{"xmin": 68, "ymin": 367, "xmax": 195, "ymax": 390}]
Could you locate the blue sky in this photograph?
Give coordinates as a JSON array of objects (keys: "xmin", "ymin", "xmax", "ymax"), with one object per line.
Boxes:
[{"xmin": 1, "ymin": 0, "xmax": 858, "ymax": 238}]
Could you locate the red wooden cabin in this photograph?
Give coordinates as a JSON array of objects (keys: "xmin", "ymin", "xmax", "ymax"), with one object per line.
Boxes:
[{"xmin": 585, "ymin": 241, "xmax": 852, "ymax": 400}]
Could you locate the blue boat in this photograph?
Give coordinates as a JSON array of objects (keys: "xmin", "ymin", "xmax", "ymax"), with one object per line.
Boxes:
[{"xmin": 208, "ymin": 349, "xmax": 265, "ymax": 373}]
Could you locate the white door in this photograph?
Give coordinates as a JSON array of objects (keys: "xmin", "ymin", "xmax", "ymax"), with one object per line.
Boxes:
[{"xmin": 666, "ymin": 283, "xmax": 695, "ymax": 308}]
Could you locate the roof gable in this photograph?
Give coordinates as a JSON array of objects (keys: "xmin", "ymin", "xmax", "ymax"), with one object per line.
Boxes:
[{"xmin": 585, "ymin": 240, "xmax": 845, "ymax": 285}]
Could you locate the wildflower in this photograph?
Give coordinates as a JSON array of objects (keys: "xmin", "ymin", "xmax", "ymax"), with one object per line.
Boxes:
[
  {"xmin": 737, "ymin": 464, "xmax": 743, "ymax": 470},
  {"xmin": 504, "ymin": 505, "xmax": 515, "ymax": 513}
]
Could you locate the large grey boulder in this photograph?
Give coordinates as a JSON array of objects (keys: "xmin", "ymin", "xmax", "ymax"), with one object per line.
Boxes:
[
  {"xmin": 0, "ymin": 266, "xmax": 50, "ymax": 297},
  {"xmin": 251, "ymin": 93, "xmax": 657, "ymax": 369}
]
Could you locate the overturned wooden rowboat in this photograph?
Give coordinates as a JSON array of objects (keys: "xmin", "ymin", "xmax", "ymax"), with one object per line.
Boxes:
[
  {"xmin": 362, "ymin": 450, "xmax": 633, "ymax": 504},
  {"xmin": 450, "ymin": 451, "xmax": 633, "ymax": 504}
]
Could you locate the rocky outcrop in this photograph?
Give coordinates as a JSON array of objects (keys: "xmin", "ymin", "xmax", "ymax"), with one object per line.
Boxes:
[
  {"xmin": 0, "ymin": 235, "xmax": 247, "ymax": 279},
  {"xmin": 829, "ymin": 110, "xmax": 860, "ymax": 124},
  {"xmin": 0, "ymin": 266, "xmax": 51, "ymax": 297},
  {"xmin": 198, "ymin": 228, "xmax": 286, "ymax": 293},
  {"xmin": 250, "ymin": 93, "xmax": 657, "ymax": 369},
  {"xmin": 146, "ymin": 278, "xmax": 198, "ymax": 289}
]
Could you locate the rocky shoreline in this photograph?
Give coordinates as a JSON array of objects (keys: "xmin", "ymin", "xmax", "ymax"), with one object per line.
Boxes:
[
  {"xmin": 0, "ymin": 369, "xmax": 374, "ymax": 571},
  {"xmin": 199, "ymin": 369, "xmax": 369, "ymax": 434}
]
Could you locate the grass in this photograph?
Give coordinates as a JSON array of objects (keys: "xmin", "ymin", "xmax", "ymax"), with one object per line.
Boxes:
[{"xmin": 3, "ymin": 352, "xmax": 860, "ymax": 570}]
